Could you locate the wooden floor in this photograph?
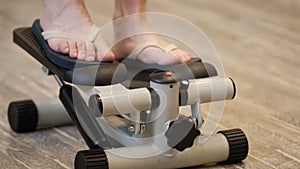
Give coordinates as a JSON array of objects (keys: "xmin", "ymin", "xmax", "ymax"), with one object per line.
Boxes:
[{"xmin": 0, "ymin": 0, "xmax": 299, "ymax": 168}]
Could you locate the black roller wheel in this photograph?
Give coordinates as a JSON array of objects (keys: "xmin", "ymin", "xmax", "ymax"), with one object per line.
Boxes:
[
  {"xmin": 8, "ymin": 100, "xmax": 38, "ymax": 133},
  {"xmin": 218, "ymin": 128, "xmax": 249, "ymax": 164},
  {"xmin": 75, "ymin": 149, "xmax": 108, "ymax": 169}
]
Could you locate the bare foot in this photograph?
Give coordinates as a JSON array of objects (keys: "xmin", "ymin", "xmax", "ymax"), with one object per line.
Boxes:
[
  {"xmin": 112, "ymin": 0, "xmax": 191, "ymax": 65},
  {"xmin": 40, "ymin": 0, "xmax": 114, "ymax": 62}
]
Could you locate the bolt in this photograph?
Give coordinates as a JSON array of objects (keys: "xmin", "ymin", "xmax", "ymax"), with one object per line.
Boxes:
[
  {"xmin": 128, "ymin": 125, "xmax": 135, "ymax": 133},
  {"xmin": 140, "ymin": 124, "xmax": 145, "ymax": 133}
]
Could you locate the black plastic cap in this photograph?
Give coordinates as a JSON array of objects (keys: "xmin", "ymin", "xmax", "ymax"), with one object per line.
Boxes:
[
  {"xmin": 229, "ymin": 77, "xmax": 237, "ymax": 99},
  {"xmin": 8, "ymin": 100, "xmax": 38, "ymax": 133},
  {"xmin": 218, "ymin": 128, "xmax": 249, "ymax": 164},
  {"xmin": 75, "ymin": 149, "xmax": 108, "ymax": 169},
  {"xmin": 88, "ymin": 94, "xmax": 103, "ymax": 116}
]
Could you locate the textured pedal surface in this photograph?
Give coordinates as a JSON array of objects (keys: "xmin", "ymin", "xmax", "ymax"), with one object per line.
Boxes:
[
  {"xmin": 13, "ymin": 27, "xmax": 69, "ymax": 78},
  {"xmin": 218, "ymin": 128, "xmax": 249, "ymax": 164},
  {"xmin": 75, "ymin": 149, "xmax": 108, "ymax": 169},
  {"xmin": 8, "ymin": 100, "xmax": 38, "ymax": 133}
]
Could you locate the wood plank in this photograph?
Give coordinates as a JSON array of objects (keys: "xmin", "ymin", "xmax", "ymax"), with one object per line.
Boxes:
[
  {"xmin": 0, "ymin": 0, "xmax": 299, "ymax": 168},
  {"xmin": 0, "ymin": 120, "xmax": 71, "ymax": 169}
]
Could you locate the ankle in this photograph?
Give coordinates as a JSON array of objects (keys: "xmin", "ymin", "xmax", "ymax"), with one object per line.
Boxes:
[
  {"xmin": 42, "ymin": 0, "xmax": 92, "ymax": 20},
  {"xmin": 42, "ymin": 0, "xmax": 75, "ymax": 17},
  {"xmin": 113, "ymin": 10, "xmax": 122, "ymax": 20},
  {"xmin": 40, "ymin": 0, "xmax": 93, "ymax": 31},
  {"xmin": 113, "ymin": 0, "xmax": 146, "ymax": 20}
]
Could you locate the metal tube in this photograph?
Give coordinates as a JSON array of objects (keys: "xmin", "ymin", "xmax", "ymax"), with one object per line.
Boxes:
[
  {"xmin": 147, "ymin": 80, "xmax": 180, "ymax": 146},
  {"xmin": 105, "ymin": 133, "xmax": 229, "ymax": 169},
  {"xmin": 54, "ymin": 75, "xmax": 65, "ymax": 87},
  {"xmin": 100, "ymin": 87, "xmax": 151, "ymax": 117},
  {"xmin": 186, "ymin": 77, "xmax": 235, "ymax": 105},
  {"xmin": 35, "ymin": 99, "xmax": 72, "ymax": 129}
]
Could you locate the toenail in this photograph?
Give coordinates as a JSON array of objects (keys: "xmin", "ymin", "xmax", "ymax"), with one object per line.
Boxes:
[
  {"xmin": 108, "ymin": 51, "xmax": 115, "ymax": 57},
  {"xmin": 86, "ymin": 56, "xmax": 95, "ymax": 61},
  {"xmin": 181, "ymin": 58, "xmax": 187, "ymax": 62},
  {"xmin": 64, "ymin": 48, "xmax": 70, "ymax": 53}
]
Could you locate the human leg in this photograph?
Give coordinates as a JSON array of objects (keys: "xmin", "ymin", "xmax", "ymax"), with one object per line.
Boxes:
[{"xmin": 112, "ymin": 0, "xmax": 191, "ymax": 65}]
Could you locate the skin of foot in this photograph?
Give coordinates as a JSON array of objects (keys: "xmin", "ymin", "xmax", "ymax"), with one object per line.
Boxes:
[
  {"xmin": 40, "ymin": 0, "xmax": 115, "ymax": 62},
  {"xmin": 41, "ymin": 0, "xmax": 190, "ymax": 65},
  {"xmin": 112, "ymin": 0, "xmax": 191, "ymax": 65}
]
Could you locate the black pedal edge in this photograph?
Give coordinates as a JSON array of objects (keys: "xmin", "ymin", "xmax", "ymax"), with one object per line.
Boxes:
[{"xmin": 13, "ymin": 27, "xmax": 67, "ymax": 78}]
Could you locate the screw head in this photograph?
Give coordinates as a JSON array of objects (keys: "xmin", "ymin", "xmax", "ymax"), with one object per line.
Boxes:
[{"xmin": 128, "ymin": 125, "xmax": 135, "ymax": 133}]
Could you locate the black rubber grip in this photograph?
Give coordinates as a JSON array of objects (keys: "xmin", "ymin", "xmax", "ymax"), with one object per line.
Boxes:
[
  {"xmin": 218, "ymin": 128, "xmax": 249, "ymax": 164},
  {"xmin": 8, "ymin": 100, "xmax": 38, "ymax": 133},
  {"xmin": 75, "ymin": 149, "xmax": 108, "ymax": 169}
]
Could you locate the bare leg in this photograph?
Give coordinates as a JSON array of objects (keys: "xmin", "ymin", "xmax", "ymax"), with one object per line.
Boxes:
[
  {"xmin": 40, "ymin": 0, "xmax": 114, "ymax": 61},
  {"xmin": 113, "ymin": 0, "xmax": 191, "ymax": 65}
]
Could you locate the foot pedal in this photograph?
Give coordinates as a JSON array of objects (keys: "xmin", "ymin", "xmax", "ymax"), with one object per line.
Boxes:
[{"xmin": 13, "ymin": 25, "xmax": 128, "ymax": 86}]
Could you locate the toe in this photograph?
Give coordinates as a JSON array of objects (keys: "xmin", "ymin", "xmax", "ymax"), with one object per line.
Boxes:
[
  {"xmin": 94, "ymin": 39, "xmax": 115, "ymax": 62},
  {"xmin": 139, "ymin": 47, "xmax": 179, "ymax": 65},
  {"xmin": 59, "ymin": 41, "xmax": 70, "ymax": 54},
  {"xmin": 166, "ymin": 51, "xmax": 182, "ymax": 64},
  {"xmin": 85, "ymin": 42, "xmax": 96, "ymax": 62},
  {"xmin": 77, "ymin": 41, "xmax": 86, "ymax": 60},
  {"xmin": 68, "ymin": 40, "xmax": 78, "ymax": 58},
  {"xmin": 48, "ymin": 39, "xmax": 70, "ymax": 54},
  {"xmin": 96, "ymin": 47, "xmax": 115, "ymax": 62},
  {"xmin": 100, "ymin": 50, "xmax": 115, "ymax": 61},
  {"xmin": 171, "ymin": 49, "xmax": 191, "ymax": 63},
  {"xmin": 48, "ymin": 39, "xmax": 61, "ymax": 52},
  {"xmin": 181, "ymin": 50, "xmax": 191, "ymax": 62}
]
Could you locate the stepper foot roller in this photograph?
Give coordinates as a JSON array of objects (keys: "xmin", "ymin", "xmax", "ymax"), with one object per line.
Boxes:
[
  {"xmin": 75, "ymin": 149, "xmax": 108, "ymax": 169},
  {"xmin": 218, "ymin": 128, "xmax": 249, "ymax": 164},
  {"xmin": 8, "ymin": 100, "xmax": 38, "ymax": 133}
]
